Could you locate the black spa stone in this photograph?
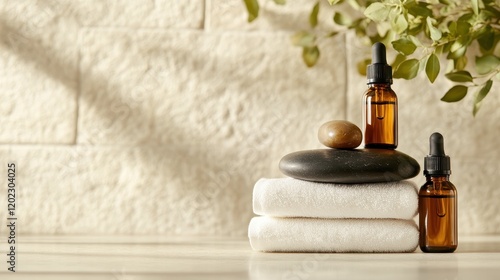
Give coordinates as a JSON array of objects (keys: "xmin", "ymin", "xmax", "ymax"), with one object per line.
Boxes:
[{"xmin": 279, "ymin": 149, "xmax": 420, "ymax": 183}]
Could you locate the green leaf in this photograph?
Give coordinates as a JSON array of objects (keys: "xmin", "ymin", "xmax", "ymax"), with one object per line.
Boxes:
[
  {"xmin": 309, "ymin": 2, "xmax": 320, "ymax": 28},
  {"xmin": 471, "ymin": 0, "xmax": 479, "ymax": 15},
  {"xmin": 443, "ymin": 41, "xmax": 452, "ymax": 54},
  {"xmin": 484, "ymin": 3, "xmax": 500, "ymax": 18},
  {"xmin": 479, "ymin": 9, "xmax": 495, "ymax": 22},
  {"xmin": 454, "ymin": 56, "xmax": 468, "ymax": 70},
  {"xmin": 450, "ymin": 37, "xmax": 466, "ymax": 53},
  {"xmin": 302, "ymin": 46, "xmax": 320, "ymax": 67},
  {"xmin": 445, "ymin": 71, "xmax": 473, "ymax": 82},
  {"xmin": 391, "ymin": 38, "xmax": 417, "ymax": 56},
  {"xmin": 448, "ymin": 21, "xmax": 456, "ymax": 34},
  {"xmin": 333, "ymin": 12, "xmax": 352, "ymax": 26},
  {"xmin": 291, "ymin": 31, "xmax": 316, "ymax": 48},
  {"xmin": 243, "ymin": 0, "xmax": 259, "ymax": 22},
  {"xmin": 406, "ymin": 1, "xmax": 432, "ymax": 17},
  {"xmin": 475, "ymin": 80, "xmax": 493, "ymax": 104},
  {"xmin": 441, "ymin": 86, "xmax": 468, "ymax": 102},
  {"xmin": 473, "ymin": 80, "xmax": 493, "ymax": 116},
  {"xmin": 434, "ymin": 45, "xmax": 444, "ymax": 55},
  {"xmin": 448, "ymin": 37, "xmax": 469, "ymax": 59},
  {"xmin": 475, "ymin": 23, "xmax": 489, "ymax": 37},
  {"xmin": 478, "ymin": 31, "xmax": 495, "ymax": 51},
  {"xmin": 458, "ymin": 13, "xmax": 475, "ymax": 24},
  {"xmin": 391, "ymin": 53, "xmax": 406, "ymax": 70},
  {"xmin": 273, "ymin": 0, "xmax": 286, "ymax": 4},
  {"xmin": 408, "ymin": 22, "xmax": 424, "ymax": 36},
  {"xmin": 357, "ymin": 58, "xmax": 371, "ymax": 76},
  {"xmin": 418, "ymin": 56, "xmax": 426, "ymax": 72},
  {"xmin": 328, "ymin": 0, "xmax": 342, "ymax": 5},
  {"xmin": 426, "ymin": 17, "xmax": 442, "ymax": 41},
  {"xmin": 364, "ymin": 3, "xmax": 389, "ymax": 22},
  {"xmin": 408, "ymin": 35, "xmax": 423, "ymax": 47},
  {"xmin": 354, "ymin": 25, "xmax": 366, "ymax": 37},
  {"xmin": 326, "ymin": 31, "xmax": 338, "ymax": 37},
  {"xmin": 393, "ymin": 15, "xmax": 408, "ymax": 34},
  {"xmin": 448, "ymin": 46, "xmax": 467, "ymax": 60},
  {"xmin": 393, "ymin": 59, "xmax": 420, "ymax": 80},
  {"xmin": 476, "ymin": 55, "xmax": 500, "ymax": 75},
  {"xmin": 456, "ymin": 21, "xmax": 471, "ymax": 36},
  {"xmin": 426, "ymin": 54, "xmax": 440, "ymax": 83}
]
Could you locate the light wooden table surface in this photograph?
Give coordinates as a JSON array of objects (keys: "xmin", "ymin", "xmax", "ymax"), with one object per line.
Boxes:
[{"xmin": 1, "ymin": 235, "xmax": 500, "ymax": 279}]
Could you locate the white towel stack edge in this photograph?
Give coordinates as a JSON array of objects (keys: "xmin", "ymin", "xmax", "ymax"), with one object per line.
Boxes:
[
  {"xmin": 248, "ymin": 177, "xmax": 419, "ymax": 253},
  {"xmin": 249, "ymin": 217, "xmax": 419, "ymax": 253},
  {"xmin": 253, "ymin": 178, "xmax": 418, "ymax": 219}
]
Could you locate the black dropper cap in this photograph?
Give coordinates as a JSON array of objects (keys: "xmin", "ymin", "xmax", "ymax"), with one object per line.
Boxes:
[
  {"xmin": 424, "ymin": 132, "xmax": 451, "ymax": 176},
  {"xmin": 367, "ymin": 42, "xmax": 393, "ymax": 85}
]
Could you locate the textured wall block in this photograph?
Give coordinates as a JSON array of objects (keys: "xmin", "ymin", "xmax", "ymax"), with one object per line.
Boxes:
[
  {"xmin": 0, "ymin": 1, "xmax": 78, "ymax": 143},
  {"xmin": 75, "ymin": 30, "xmax": 346, "ymax": 234},
  {"xmin": 79, "ymin": 30, "xmax": 346, "ymax": 156},
  {"xmin": 345, "ymin": 33, "xmax": 500, "ymax": 234},
  {"xmin": 208, "ymin": 0, "xmax": 336, "ymax": 31},
  {"xmin": 0, "ymin": 145, "xmax": 260, "ymax": 235},
  {"xmin": 0, "ymin": 0, "xmax": 204, "ymax": 29},
  {"xmin": 68, "ymin": 0, "xmax": 204, "ymax": 28}
]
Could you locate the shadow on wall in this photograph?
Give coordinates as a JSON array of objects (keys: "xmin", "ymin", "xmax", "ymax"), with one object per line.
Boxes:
[{"xmin": 0, "ymin": 2, "xmax": 268, "ymax": 235}]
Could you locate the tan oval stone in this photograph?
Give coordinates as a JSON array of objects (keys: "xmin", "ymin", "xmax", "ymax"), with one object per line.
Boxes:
[{"xmin": 318, "ymin": 120, "xmax": 362, "ymax": 149}]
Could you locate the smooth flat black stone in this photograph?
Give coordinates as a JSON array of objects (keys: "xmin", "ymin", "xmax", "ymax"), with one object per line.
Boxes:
[{"xmin": 279, "ymin": 149, "xmax": 420, "ymax": 183}]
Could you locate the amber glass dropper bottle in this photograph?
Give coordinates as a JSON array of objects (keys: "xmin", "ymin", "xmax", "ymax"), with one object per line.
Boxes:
[
  {"xmin": 363, "ymin": 42, "xmax": 398, "ymax": 149},
  {"xmin": 419, "ymin": 132, "xmax": 458, "ymax": 253}
]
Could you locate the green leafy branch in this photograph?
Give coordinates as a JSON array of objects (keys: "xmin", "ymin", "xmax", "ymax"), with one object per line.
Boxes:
[{"xmin": 244, "ymin": 0, "xmax": 500, "ymax": 116}]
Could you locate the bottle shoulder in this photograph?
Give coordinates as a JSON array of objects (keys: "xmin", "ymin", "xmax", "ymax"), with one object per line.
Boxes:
[
  {"xmin": 419, "ymin": 180, "xmax": 457, "ymax": 195},
  {"xmin": 363, "ymin": 85, "xmax": 397, "ymax": 100}
]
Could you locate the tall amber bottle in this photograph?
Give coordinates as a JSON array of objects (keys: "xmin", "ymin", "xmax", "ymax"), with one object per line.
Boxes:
[
  {"xmin": 363, "ymin": 42, "xmax": 398, "ymax": 149},
  {"xmin": 419, "ymin": 132, "xmax": 458, "ymax": 253}
]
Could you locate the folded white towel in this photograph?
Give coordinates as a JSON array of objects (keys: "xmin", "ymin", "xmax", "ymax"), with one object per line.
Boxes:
[
  {"xmin": 248, "ymin": 217, "xmax": 418, "ymax": 252},
  {"xmin": 253, "ymin": 178, "xmax": 418, "ymax": 219}
]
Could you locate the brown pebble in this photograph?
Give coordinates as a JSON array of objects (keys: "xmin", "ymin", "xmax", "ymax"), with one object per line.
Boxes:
[{"xmin": 318, "ymin": 120, "xmax": 362, "ymax": 149}]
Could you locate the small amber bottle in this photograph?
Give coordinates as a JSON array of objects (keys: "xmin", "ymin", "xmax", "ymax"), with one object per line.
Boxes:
[
  {"xmin": 419, "ymin": 132, "xmax": 458, "ymax": 253},
  {"xmin": 363, "ymin": 42, "xmax": 398, "ymax": 149}
]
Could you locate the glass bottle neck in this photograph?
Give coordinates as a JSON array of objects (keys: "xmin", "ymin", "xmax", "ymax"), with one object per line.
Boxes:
[
  {"xmin": 426, "ymin": 175, "xmax": 450, "ymax": 182},
  {"xmin": 367, "ymin": 83, "xmax": 391, "ymax": 89}
]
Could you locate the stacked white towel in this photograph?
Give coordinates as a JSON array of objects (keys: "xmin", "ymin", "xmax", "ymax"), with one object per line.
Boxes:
[{"xmin": 248, "ymin": 178, "xmax": 419, "ymax": 253}]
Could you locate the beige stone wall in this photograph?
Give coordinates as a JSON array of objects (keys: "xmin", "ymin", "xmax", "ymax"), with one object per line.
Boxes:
[{"xmin": 0, "ymin": 0, "xmax": 498, "ymax": 235}]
